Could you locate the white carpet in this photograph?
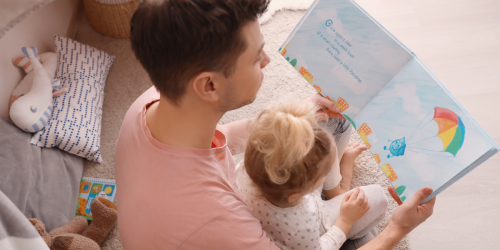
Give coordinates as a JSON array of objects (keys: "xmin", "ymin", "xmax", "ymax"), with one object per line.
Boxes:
[
  {"xmin": 76, "ymin": 5, "xmax": 409, "ymax": 250},
  {"xmin": 258, "ymin": 0, "xmax": 315, "ymax": 24}
]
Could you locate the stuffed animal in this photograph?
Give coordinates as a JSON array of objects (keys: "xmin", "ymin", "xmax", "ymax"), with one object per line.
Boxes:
[
  {"xmin": 9, "ymin": 47, "xmax": 68, "ymax": 133},
  {"xmin": 29, "ymin": 197, "xmax": 118, "ymax": 250}
]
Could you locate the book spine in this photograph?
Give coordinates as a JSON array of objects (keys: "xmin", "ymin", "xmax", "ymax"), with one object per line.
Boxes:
[
  {"xmin": 421, "ymin": 148, "xmax": 499, "ymax": 204},
  {"xmin": 82, "ymin": 177, "xmax": 116, "ymax": 185}
]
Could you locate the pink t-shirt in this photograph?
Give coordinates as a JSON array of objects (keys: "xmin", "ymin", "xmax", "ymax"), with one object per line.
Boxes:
[{"xmin": 115, "ymin": 87, "xmax": 279, "ymax": 250}]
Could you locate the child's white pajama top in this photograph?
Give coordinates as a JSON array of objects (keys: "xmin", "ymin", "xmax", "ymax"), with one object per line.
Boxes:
[{"xmin": 236, "ymin": 163, "xmax": 346, "ymax": 250}]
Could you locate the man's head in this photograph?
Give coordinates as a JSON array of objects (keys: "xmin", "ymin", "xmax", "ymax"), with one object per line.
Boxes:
[{"xmin": 130, "ymin": 0, "xmax": 271, "ymax": 111}]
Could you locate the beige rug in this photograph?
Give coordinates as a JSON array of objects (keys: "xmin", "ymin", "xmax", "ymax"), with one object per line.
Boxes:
[{"xmin": 76, "ymin": 9, "xmax": 408, "ymax": 250}]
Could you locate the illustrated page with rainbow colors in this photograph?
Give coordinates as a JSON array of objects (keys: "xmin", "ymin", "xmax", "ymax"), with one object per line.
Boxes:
[{"xmin": 280, "ymin": 0, "xmax": 499, "ymax": 203}]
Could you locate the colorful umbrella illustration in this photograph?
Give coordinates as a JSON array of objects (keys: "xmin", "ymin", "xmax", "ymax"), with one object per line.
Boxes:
[
  {"xmin": 433, "ymin": 107, "xmax": 465, "ymax": 156},
  {"xmin": 384, "ymin": 107, "xmax": 465, "ymax": 158}
]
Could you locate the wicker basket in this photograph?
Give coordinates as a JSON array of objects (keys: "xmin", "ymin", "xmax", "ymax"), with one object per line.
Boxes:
[{"xmin": 83, "ymin": 0, "xmax": 139, "ymax": 38}]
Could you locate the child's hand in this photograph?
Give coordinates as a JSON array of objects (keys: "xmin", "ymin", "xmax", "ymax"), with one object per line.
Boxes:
[
  {"xmin": 333, "ymin": 187, "xmax": 370, "ymax": 236},
  {"xmin": 305, "ymin": 93, "xmax": 343, "ymax": 121},
  {"xmin": 339, "ymin": 187, "xmax": 370, "ymax": 225}
]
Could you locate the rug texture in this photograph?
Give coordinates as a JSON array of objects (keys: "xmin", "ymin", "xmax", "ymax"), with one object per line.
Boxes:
[{"xmin": 76, "ymin": 8, "xmax": 409, "ymax": 250}]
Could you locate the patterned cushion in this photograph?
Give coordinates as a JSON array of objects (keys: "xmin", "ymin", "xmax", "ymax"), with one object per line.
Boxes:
[{"xmin": 31, "ymin": 36, "xmax": 115, "ymax": 163}]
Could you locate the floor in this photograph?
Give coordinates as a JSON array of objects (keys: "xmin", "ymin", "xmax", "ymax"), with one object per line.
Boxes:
[{"xmin": 352, "ymin": 0, "xmax": 500, "ymax": 249}]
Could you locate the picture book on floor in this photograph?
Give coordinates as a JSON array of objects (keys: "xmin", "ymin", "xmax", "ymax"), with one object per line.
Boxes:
[
  {"xmin": 76, "ymin": 177, "xmax": 117, "ymax": 220},
  {"xmin": 279, "ymin": 0, "xmax": 499, "ymax": 203}
]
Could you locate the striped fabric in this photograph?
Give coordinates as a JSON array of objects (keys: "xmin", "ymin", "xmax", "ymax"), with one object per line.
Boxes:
[
  {"xmin": 51, "ymin": 78, "xmax": 69, "ymax": 97},
  {"xmin": 23, "ymin": 105, "xmax": 53, "ymax": 133},
  {"xmin": 12, "ymin": 47, "xmax": 38, "ymax": 73},
  {"xmin": 31, "ymin": 36, "xmax": 115, "ymax": 163}
]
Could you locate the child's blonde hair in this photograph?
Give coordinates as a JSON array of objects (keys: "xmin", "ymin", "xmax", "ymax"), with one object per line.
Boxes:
[{"xmin": 244, "ymin": 101, "xmax": 336, "ymax": 205}]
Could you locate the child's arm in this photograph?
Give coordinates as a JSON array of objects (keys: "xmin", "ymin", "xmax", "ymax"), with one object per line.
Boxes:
[
  {"xmin": 320, "ymin": 187, "xmax": 369, "ymax": 249},
  {"xmin": 334, "ymin": 187, "xmax": 369, "ymax": 235}
]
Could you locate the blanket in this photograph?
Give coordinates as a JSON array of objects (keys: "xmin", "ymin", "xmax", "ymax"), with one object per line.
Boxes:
[
  {"xmin": 0, "ymin": 118, "xmax": 84, "ymax": 232},
  {"xmin": 0, "ymin": 189, "xmax": 49, "ymax": 250}
]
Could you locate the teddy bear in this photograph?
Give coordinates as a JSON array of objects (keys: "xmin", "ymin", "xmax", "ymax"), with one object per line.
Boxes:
[{"xmin": 29, "ymin": 197, "xmax": 117, "ymax": 250}]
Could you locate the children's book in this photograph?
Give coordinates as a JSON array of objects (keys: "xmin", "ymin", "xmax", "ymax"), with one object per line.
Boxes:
[
  {"xmin": 280, "ymin": 0, "xmax": 499, "ymax": 204},
  {"xmin": 76, "ymin": 177, "xmax": 117, "ymax": 220}
]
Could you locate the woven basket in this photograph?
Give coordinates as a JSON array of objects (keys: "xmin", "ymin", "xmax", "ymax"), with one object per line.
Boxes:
[{"xmin": 83, "ymin": 0, "xmax": 139, "ymax": 38}]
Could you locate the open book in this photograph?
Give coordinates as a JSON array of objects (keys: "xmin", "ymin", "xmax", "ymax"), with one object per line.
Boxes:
[{"xmin": 279, "ymin": 0, "xmax": 499, "ymax": 203}]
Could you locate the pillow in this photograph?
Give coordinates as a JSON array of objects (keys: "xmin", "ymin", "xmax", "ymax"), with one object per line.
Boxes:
[{"xmin": 31, "ymin": 36, "xmax": 115, "ymax": 163}]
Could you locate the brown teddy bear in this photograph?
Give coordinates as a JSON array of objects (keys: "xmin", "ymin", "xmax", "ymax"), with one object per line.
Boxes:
[{"xmin": 29, "ymin": 197, "xmax": 117, "ymax": 250}]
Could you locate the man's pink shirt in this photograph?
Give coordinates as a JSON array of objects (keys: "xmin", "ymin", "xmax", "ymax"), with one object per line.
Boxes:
[{"xmin": 115, "ymin": 87, "xmax": 278, "ymax": 250}]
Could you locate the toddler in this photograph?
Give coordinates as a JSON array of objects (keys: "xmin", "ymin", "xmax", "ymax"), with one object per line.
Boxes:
[{"xmin": 236, "ymin": 101, "xmax": 388, "ymax": 250}]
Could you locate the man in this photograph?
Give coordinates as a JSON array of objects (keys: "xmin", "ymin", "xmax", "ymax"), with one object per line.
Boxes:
[{"xmin": 115, "ymin": 0, "xmax": 436, "ymax": 249}]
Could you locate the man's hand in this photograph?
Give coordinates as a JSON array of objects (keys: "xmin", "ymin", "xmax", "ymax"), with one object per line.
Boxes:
[
  {"xmin": 356, "ymin": 187, "xmax": 436, "ymax": 250},
  {"xmin": 386, "ymin": 186, "xmax": 436, "ymax": 235},
  {"xmin": 305, "ymin": 93, "xmax": 343, "ymax": 121}
]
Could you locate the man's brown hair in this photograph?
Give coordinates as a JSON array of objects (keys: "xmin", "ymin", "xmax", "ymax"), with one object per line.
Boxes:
[{"xmin": 130, "ymin": 0, "xmax": 270, "ymax": 105}]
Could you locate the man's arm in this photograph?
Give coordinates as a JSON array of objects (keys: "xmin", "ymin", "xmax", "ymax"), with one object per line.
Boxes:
[
  {"xmin": 357, "ymin": 186, "xmax": 436, "ymax": 250},
  {"xmin": 357, "ymin": 224, "xmax": 406, "ymax": 250},
  {"xmin": 179, "ymin": 203, "xmax": 280, "ymax": 250}
]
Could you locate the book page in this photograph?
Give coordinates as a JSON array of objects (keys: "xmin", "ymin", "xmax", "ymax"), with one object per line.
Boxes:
[
  {"xmin": 279, "ymin": 0, "xmax": 413, "ymax": 121},
  {"xmin": 352, "ymin": 57, "xmax": 496, "ymax": 202}
]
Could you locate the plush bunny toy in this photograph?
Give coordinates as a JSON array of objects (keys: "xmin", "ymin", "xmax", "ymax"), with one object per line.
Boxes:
[{"xmin": 9, "ymin": 47, "xmax": 67, "ymax": 132}]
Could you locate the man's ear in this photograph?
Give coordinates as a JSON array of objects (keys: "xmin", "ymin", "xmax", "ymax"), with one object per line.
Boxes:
[{"xmin": 191, "ymin": 72, "xmax": 220, "ymax": 103}]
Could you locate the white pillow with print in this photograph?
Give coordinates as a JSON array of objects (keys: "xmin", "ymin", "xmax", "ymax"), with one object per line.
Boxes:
[{"xmin": 31, "ymin": 36, "xmax": 115, "ymax": 163}]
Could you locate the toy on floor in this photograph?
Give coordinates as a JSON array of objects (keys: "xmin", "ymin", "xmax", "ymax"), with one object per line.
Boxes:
[
  {"xmin": 29, "ymin": 197, "xmax": 117, "ymax": 250},
  {"xmin": 9, "ymin": 47, "xmax": 68, "ymax": 133}
]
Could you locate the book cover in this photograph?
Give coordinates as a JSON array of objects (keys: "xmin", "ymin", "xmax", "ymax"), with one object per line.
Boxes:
[
  {"xmin": 75, "ymin": 177, "xmax": 117, "ymax": 220},
  {"xmin": 279, "ymin": 0, "xmax": 499, "ymax": 203}
]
